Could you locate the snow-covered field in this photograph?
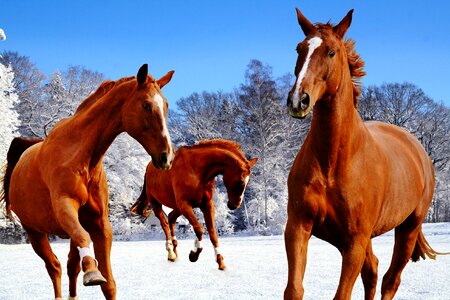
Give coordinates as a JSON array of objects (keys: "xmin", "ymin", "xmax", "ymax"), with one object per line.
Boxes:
[{"xmin": 0, "ymin": 223, "xmax": 449, "ymax": 300}]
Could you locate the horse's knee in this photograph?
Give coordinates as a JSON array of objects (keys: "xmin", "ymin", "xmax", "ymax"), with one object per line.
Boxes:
[
  {"xmin": 193, "ymin": 226, "xmax": 204, "ymax": 239},
  {"xmin": 67, "ymin": 258, "xmax": 81, "ymax": 277},
  {"xmin": 46, "ymin": 258, "xmax": 62, "ymax": 279}
]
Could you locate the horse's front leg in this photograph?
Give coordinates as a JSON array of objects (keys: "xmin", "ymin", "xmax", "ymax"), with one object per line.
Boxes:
[
  {"xmin": 334, "ymin": 237, "xmax": 370, "ymax": 300},
  {"xmin": 201, "ymin": 201, "xmax": 226, "ymax": 270},
  {"xmin": 284, "ymin": 216, "xmax": 313, "ymax": 300},
  {"xmin": 178, "ymin": 203, "xmax": 204, "ymax": 262},
  {"xmin": 53, "ymin": 196, "xmax": 106, "ymax": 287},
  {"xmin": 89, "ymin": 218, "xmax": 116, "ymax": 300}
]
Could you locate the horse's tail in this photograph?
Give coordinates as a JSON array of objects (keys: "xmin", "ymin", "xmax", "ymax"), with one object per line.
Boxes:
[
  {"xmin": 130, "ymin": 172, "xmax": 152, "ymax": 217},
  {"xmin": 1, "ymin": 137, "xmax": 42, "ymax": 221},
  {"xmin": 411, "ymin": 228, "xmax": 450, "ymax": 262}
]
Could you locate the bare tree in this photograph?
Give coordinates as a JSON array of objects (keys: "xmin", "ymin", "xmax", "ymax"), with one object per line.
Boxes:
[
  {"xmin": 235, "ymin": 60, "xmax": 286, "ymax": 230},
  {"xmin": 0, "ymin": 51, "xmax": 45, "ymax": 137}
]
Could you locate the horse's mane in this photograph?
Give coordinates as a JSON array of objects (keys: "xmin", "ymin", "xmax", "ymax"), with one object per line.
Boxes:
[
  {"xmin": 75, "ymin": 76, "xmax": 135, "ymax": 113},
  {"xmin": 317, "ymin": 22, "xmax": 366, "ymax": 108},
  {"xmin": 182, "ymin": 139, "xmax": 248, "ymax": 163}
]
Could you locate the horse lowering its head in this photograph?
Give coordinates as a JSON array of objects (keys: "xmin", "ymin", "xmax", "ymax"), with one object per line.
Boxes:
[
  {"xmin": 131, "ymin": 139, "xmax": 258, "ymax": 270},
  {"xmin": 287, "ymin": 9, "xmax": 365, "ymax": 118},
  {"xmin": 209, "ymin": 141, "xmax": 256, "ymax": 210},
  {"xmin": 0, "ymin": 64, "xmax": 177, "ymax": 299}
]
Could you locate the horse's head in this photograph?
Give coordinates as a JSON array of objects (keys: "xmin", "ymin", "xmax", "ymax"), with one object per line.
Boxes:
[
  {"xmin": 223, "ymin": 157, "xmax": 258, "ymax": 210},
  {"xmin": 122, "ymin": 64, "xmax": 175, "ymax": 169},
  {"xmin": 287, "ymin": 9, "xmax": 354, "ymax": 119}
]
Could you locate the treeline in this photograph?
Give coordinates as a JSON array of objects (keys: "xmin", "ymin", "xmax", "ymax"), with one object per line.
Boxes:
[{"xmin": 1, "ymin": 52, "xmax": 449, "ymax": 243}]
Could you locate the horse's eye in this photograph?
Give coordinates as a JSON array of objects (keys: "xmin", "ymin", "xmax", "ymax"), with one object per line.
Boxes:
[
  {"xmin": 143, "ymin": 103, "xmax": 151, "ymax": 111},
  {"xmin": 328, "ymin": 50, "xmax": 336, "ymax": 58}
]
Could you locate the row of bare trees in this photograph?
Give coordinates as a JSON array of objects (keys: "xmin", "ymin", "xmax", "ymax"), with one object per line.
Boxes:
[{"xmin": 1, "ymin": 52, "xmax": 449, "ymax": 242}]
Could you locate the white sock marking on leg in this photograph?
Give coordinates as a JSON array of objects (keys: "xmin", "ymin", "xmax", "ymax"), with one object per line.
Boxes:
[{"xmin": 193, "ymin": 238, "xmax": 202, "ymax": 252}]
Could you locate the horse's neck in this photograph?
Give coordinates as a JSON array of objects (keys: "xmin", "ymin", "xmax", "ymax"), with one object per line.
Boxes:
[
  {"xmin": 199, "ymin": 148, "xmax": 240, "ymax": 182},
  {"xmin": 56, "ymin": 87, "xmax": 126, "ymax": 170},
  {"xmin": 308, "ymin": 82, "xmax": 366, "ymax": 173}
]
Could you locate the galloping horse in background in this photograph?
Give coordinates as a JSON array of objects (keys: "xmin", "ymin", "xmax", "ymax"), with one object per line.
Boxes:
[
  {"xmin": 284, "ymin": 9, "xmax": 441, "ymax": 300},
  {"xmin": 131, "ymin": 139, "xmax": 257, "ymax": 270},
  {"xmin": 1, "ymin": 64, "xmax": 175, "ymax": 300}
]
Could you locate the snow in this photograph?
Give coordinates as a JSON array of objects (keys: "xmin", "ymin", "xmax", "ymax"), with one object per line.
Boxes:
[{"xmin": 0, "ymin": 223, "xmax": 449, "ymax": 300}]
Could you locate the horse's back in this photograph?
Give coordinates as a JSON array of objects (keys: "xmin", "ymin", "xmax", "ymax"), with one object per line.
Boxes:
[
  {"xmin": 365, "ymin": 121, "xmax": 434, "ymax": 234},
  {"xmin": 366, "ymin": 121, "xmax": 433, "ymax": 179}
]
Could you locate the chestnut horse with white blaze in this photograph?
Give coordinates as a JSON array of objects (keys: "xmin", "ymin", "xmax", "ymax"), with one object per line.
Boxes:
[
  {"xmin": 1, "ymin": 64, "xmax": 175, "ymax": 300},
  {"xmin": 131, "ymin": 139, "xmax": 257, "ymax": 270},
  {"xmin": 284, "ymin": 9, "xmax": 443, "ymax": 300}
]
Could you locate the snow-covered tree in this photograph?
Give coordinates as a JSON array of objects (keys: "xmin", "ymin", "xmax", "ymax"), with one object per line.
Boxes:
[
  {"xmin": 212, "ymin": 190, "xmax": 235, "ymax": 235},
  {"xmin": 0, "ymin": 63, "xmax": 20, "ymax": 163},
  {"xmin": 235, "ymin": 59, "xmax": 287, "ymax": 230},
  {"xmin": 0, "ymin": 51, "xmax": 45, "ymax": 138},
  {"xmin": 104, "ymin": 134, "xmax": 150, "ymax": 236},
  {"xmin": 0, "ymin": 28, "xmax": 5, "ymax": 41},
  {"xmin": 27, "ymin": 66, "xmax": 104, "ymax": 137},
  {"xmin": 0, "ymin": 62, "xmax": 20, "ymax": 229},
  {"xmin": 173, "ymin": 91, "xmax": 238, "ymax": 145}
]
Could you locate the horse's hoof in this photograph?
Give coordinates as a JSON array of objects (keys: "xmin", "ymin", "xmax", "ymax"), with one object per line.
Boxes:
[
  {"xmin": 167, "ymin": 252, "xmax": 178, "ymax": 262},
  {"xmin": 217, "ymin": 254, "xmax": 226, "ymax": 270},
  {"xmin": 83, "ymin": 270, "xmax": 107, "ymax": 286},
  {"xmin": 189, "ymin": 248, "xmax": 203, "ymax": 262}
]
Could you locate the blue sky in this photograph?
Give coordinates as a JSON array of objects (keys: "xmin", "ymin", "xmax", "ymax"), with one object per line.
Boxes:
[{"xmin": 1, "ymin": 0, "xmax": 449, "ymax": 107}]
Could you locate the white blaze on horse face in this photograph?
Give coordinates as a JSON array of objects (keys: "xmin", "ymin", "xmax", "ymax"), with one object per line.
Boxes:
[
  {"xmin": 239, "ymin": 175, "xmax": 250, "ymax": 202},
  {"xmin": 154, "ymin": 93, "xmax": 173, "ymax": 156},
  {"xmin": 292, "ymin": 36, "xmax": 323, "ymax": 109}
]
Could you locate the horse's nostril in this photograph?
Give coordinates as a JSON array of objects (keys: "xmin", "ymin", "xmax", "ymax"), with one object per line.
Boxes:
[{"xmin": 300, "ymin": 93, "xmax": 310, "ymax": 110}]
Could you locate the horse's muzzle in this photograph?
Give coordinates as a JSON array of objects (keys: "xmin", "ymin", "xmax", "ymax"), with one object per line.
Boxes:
[
  {"xmin": 154, "ymin": 151, "xmax": 174, "ymax": 170},
  {"xmin": 227, "ymin": 202, "xmax": 239, "ymax": 210},
  {"xmin": 287, "ymin": 92, "xmax": 311, "ymax": 119}
]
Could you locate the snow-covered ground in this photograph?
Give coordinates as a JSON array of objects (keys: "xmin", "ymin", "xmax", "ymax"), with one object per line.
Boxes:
[{"xmin": 0, "ymin": 223, "xmax": 449, "ymax": 300}]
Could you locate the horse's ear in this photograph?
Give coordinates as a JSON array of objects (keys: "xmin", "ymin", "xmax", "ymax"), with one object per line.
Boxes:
[
  {"xmin": 296, "ymin": 8, "xmax": 316, "ymax": 36},
  {"xmin": 248, "ymin": 157, "xmax": 258, "ymax": 168},
  {"xmin": 137, "ymin": 64, "xmax": 148, "ymax": 86},
  {"xmin": 334, "ymin": 9, "xmax": 354, "ymax": 39},
  {"xmin": 157, "ymin": 70, "xmax": 175, "ymax": 89}
]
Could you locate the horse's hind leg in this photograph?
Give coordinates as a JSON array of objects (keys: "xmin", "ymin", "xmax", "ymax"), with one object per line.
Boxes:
[
  {"xmin": 381, "ymin": 215, "xmax": 422, "ymax": 300},
  {"xmin": 24, "ymin": 226, "xmax": 62, "ymax": 299},
  {"xmin": 67, "ymin": 239, "xmax": 81, "ymax": 299},
  {"xmin": 151, "ymin": 198, "xmax": 177, "ymax": 261},
  {"xmin": 168, "ymin": 209, "xmax": 181, "ymax": 256},
  {"xmin": 361, "ymin": 240, "xmax": 378, "ymax": 300}
]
